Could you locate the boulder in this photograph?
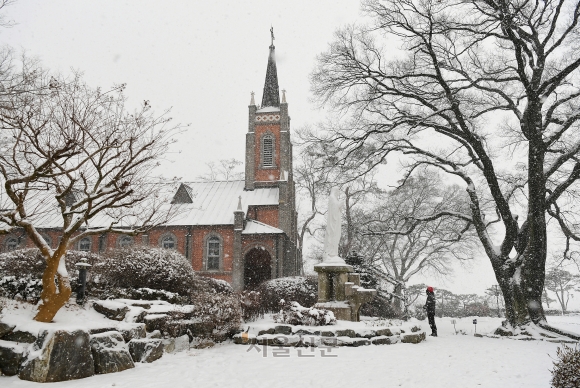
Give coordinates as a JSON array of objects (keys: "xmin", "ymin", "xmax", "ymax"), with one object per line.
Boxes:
[
  {"xmin": 337, "ymin": 337, "xmax": 369, "ymax": 347},
  {"xmin": 0, "ymin": 322, "xmax": 15, "ymax": 338},
  {"xmin": 2, "ymin": 330, "xmax": 36, "ymax": 344},
  {"xmin": 124, "ymin": 307, "xmax": 148, "ymax": 323},
  {"xmin": 274, "ymin": 325, "xmax": 292, "ymax": 335},
  {"xmin": 93, "ymin": 301, "xmax": 130, "ymax": 321},
  {"xmin": 401, "ymin": 332, "xmax": 426, "ymax": 344},
  {"xmin": 320, "ymin": 331, "xmax": 335, "ymax": 337},
  {"xmin": 174, "ymin": 335, "xmax": 190, "ymax": 352},
  {"xmin": 0, "ymin": 339, "xmax": 25, "ymax": 376},
  {"xmin": 183, "ymin": 320, "xmax": 215, "ymax": 338},
  {"xmin": 371, "ymin": 335, "xmax": 399, "ymax": 345},
  {"xmin": 294, "ymin": 329, "xmax": 314, "ymax": 336},
  {"xmin": 494, "ymin": 327, "xmax": 514, "ymax": 336},
  {"xmin": 89, "ymin": 331, "xmax": 134, "ymax": 374},
  {"xmin": 375, "ymin": 328, "xmax": 393, "ymax": 336},
  {"xmin": 190, "ymin": 337, "xmax": 215, "ymax": 349},
  {"xmin": 128, "ymin": 339, "xmax": 163, "ymax": 363},
  {"xmin": 335, "ymin": 329, "xmax": 356, "ymax": 338},
  {"xmin": 161, "ymin": 338, "xmax": 175, "ymax": 353},
  {"xmin": 144, "ymin": 314, "xmax": 169, "ymax": 332},
  {"xmin": 118, "ymin": 323, "xmax": 147, "ymax": 342},
  {"xmin": 355, "ymin": 329, "xmax": 377, "ymax": 339},
  {"xmin": 19, "ymin": 329, "xmax": 95, "ymax": 382},
  {"xmin": 147, "ymin": 330, "xmax": 162, "ymax": 339},
  {"xmin": 410, "ymin": 326, "xmax": 422, "ymax": 333},
  {"xmin": 258, "ymin": 328, "xmax": 275, "ymax": 336},
  {"xmin": 89, "ymin": 327, "xmax": 119, "ymax": 335}
]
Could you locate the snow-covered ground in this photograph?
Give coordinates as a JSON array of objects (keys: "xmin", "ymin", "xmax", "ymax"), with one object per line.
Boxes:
[{"xmin": 2, "ymin": 314, "xmax": 579, "ymax": 388}]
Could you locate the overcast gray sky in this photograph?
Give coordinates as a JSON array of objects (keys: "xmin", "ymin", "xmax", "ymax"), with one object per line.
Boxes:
[{"xmin": 3, "ymin": 0, "xmax": 577, "ymax": 306}]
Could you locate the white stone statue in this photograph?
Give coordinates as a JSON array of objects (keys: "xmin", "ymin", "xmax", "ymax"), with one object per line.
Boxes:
[{"xmin": 323, "ymin": 187, "xmax": 346, "ymax": 264}]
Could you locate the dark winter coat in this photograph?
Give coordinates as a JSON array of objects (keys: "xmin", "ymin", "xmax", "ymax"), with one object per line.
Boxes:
[{"xmin": 424, "ymin": 292, "xmax": 436, "ymax": 315}]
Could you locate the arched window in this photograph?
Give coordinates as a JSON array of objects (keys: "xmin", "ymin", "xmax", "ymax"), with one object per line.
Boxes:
[
  {"xmin": 205, "ymin": 235, "xmax": 222, "ymax": 271},
  {"xmin": 5, "ymin": 237, "xmax": 19, "ymax": 251},
  {"xmin": 261, "ymin": 134, "xmax": 274, "ymax": 168},
  {"xmin": 160, "ymin": 234, "xmax": 177, "ymax": 249},
  {"xmin": 118, "ymin": 235, "xmax": 134, "ymax": 248},
  {"xmin": 79, "ymin": 237, "xmax": 92, "ymax": 252}
]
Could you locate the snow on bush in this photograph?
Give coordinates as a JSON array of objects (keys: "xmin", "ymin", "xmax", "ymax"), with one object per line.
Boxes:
[
  {"xmin": 550, "ymin": 344, "xmax": 580, "ymax": 388},
  {"xmin": 273, "ymin": 301, "xmax": 336, "ymax": 326},
  {"xmin": 255, "ymin": 276, "xmax": 317, "ymax": 313},
  {"xmin": 0, "ymin": 275, "xmax": 43, "ymax": 302},
  {"xmin": 239, "ymin": 290, "xmax": 264, "ymax": 322}
]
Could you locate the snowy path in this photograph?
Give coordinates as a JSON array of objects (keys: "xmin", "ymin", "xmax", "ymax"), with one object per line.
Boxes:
[{"xmin": 2, "ymin": 316, "xmax": 577, "ymax": 388}]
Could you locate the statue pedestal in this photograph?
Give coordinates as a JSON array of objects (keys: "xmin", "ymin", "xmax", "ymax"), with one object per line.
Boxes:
[{"xmin": 314, "ymin": 262, "xmax": 376, "ymax": 322}]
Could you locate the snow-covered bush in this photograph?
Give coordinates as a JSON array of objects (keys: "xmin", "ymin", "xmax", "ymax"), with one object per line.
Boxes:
[
  {"xmin": 188, "ymin": 291, "xmax": 243, "ymax": 338},
  {"xmin": 361, "ymin": 294, "xmax": 397, "ymax": 318},
  {"xmin": 0, "ymin": 275, "xmax": 43, "ymax": 303},
  {"xmin": 90, "ymin": 246, "xmax": 197, "ymax": 296},
  {"xmin": 255, "ymin": 276, "xmax": 317, "ymax": 313},
  {"xmin": 204, "ymin": 277, "xmax": 234, "ymax": 295},
  {"xmin": 550, "ymin": 344, "xmax": 580, "ymax": 388},
  {"xmin": 273, "ymin": 301, "xmax": 336, "ymax": 326},
  {"xmin": 98, "ymin": 287, "xmax": 189, "ymax": 305}
]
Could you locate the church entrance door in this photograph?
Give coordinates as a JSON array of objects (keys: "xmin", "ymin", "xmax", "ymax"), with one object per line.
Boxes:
[{"xmin": 244, "ymin": 247, "xmax": 272, "ymax": 289}]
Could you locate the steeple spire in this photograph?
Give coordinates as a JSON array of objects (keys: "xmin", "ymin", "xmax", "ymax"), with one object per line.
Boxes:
[{"xmin": 261, "ymin": 27, "xmax": 280, "ymax": 108}]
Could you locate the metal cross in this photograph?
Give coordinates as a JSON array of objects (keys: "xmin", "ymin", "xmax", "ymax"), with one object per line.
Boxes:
[{"xmin": 270, "ymin": 26, "xmax": 275, "ymax": 46}]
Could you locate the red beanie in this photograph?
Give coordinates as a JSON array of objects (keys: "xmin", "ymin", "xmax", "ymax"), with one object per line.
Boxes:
[{"xmin": 427, "ymin": 286, "xmax": 434, "ymax": 293}]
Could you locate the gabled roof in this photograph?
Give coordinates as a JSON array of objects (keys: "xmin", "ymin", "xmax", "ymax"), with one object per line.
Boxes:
[
  {"xmin": 242, "ymin": 219, "xmax": 283, "ymax": 235},
  {"xmin": 168, "ymin": 180, "xmax": 279, "ymax": 226}
]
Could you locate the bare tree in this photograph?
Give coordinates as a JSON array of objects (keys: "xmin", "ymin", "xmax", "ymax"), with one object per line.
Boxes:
[
  {"xmin": 0, "ymin": 68, "xmax": 179, "ymax": 322},
  {"xmin": 196, "ymin": 158, "xmax": 244, "ymax": 182},
  {"xmin": 310, "ymin": 0, "xmax": 580, "ymax": 336},
  {"xmin": 544, "ymin": 267, "xmax": 579, "ymax": 314}
]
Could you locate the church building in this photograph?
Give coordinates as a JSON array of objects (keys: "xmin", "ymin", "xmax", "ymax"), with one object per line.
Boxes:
[{"xmin": 0, "ymin": 38, "xmax": 301, "ymax": 291}]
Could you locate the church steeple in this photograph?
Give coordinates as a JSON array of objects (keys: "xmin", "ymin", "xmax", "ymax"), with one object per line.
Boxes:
[{"xmin": 261, "ymin": 27, "xmax": 280, "ymax": 108}]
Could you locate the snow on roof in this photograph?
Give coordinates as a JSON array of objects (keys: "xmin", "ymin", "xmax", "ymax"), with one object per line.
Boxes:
[
  {"xmin": 167, "ymin": 180, "xmax": 279, "ymax": 226},
  {"xmin": 242, "ymin": 219, "xmax": 283, "ymax": 234}
]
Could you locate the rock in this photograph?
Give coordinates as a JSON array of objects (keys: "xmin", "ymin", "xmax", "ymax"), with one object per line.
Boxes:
[
  {"xmin": 190, "ymin": 337, "xmax": 215, "ymax": 349},
  {"xmin": 321, "ymin": 336, "xmax": 339, "ymax": 347},
  {"xmin": 0, "ymin": 339, "xmax": 25, "ymax": 376},
  {"xmin": 128, "ymin": 339, "xmax": 163, "ymax": 363},
  {"xmin": 118, "ymin": 323, "xmax": 147, "ymax": 342},
  {"xmin": 147, "ymin": 330, "xmax": 162, "ymax": 339},
  {"xmin": 19, "ymin": 330, "xmax": 94, "ymax": 382},
  {"xmin": 0, "ymin": 322, "xmax": 15, "ymax": 338},
  {"xmin": 410, "ymin": 326, "xmax": 422, "ymax": 333},
  {"xmin": 371, "ymin": 335, "xmax": 398, "ymax": 345},
  {"xmin": 294, "ymin": 329, "xmax": 314, "ymax": 336},
  {"xmin": 355, "ymin": 329, "xmax": 377, "ymax": 339},
  {"xmin": 161, "ymin": 338, "xmax": 175, "ymax": 353},
  {"xmin": 131, "ymin": 302, "xmax": 151, "ymax": 309},
  {"xmin": 337, "ymin": 336, "xmax": 369, "ymax": 347},
  {"xmin": 174, "ymin": 335, "xmax": 190, "ymax": 352},
  {"xmin": 494, "ymin": 327, "xmax": 513, "ymax": 336},
  {"xmin": 258, "ymin": 328, "xmax": 275, "ymax": 336},
  {"xmin": 474, "ymin": 333, "xmax": 483, "ymax": 338},
  {"xmin": 320, "ymin": 331, "xmax": 335, "ymax": 337},
  {"xmin": 3, "ymin": 330, "xmax": 36, "ymax": 344},
  {"xmin": 144, "ymin": 314, "xmax": 169, "ymax": 332},
  {"xmin": 401, "ymin": 332, "xmax": 426, "ymax": 344},
  {"xmin": 124, "ymin": 307, "xmax": 148, "ymax": 324},
  {"xmin": 89, "ymin": 331, "xmax": 134, "ymax": 374},
  {"xmin": 274, "ymin": 325, "xmax": 292, "ymax": 335},
  {"xmin": 375, "ymin": 328, "xmax": 393, "ymax": 336},
  {"xmin": 335, "ymin": 329, "xmax": 356, "ymax": 338},
  {"xmin": 93, "ymin": 301, "xmax": 130, "ymax": 321},
  {"xmin": 233, "ymin": 333, "xmax": 257, "ymax": 345},
  {"xmin": 89, "ymin": 327, "xmax": 118, "ymax": 335},
  {"xmin": 184, "ymin": 321, "xmax": 215, "ymax": 338}
]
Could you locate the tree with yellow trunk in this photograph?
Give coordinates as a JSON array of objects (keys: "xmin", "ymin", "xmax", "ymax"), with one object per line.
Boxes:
[{"xmin": 0, "ymin": 63, "xmax": 180, "ymax": 322}]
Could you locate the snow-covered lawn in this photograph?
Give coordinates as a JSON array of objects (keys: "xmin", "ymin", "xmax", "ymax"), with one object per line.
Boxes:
[{"xmin": 2, "ymin": 314, "xmax": 578, "ymax": 388}]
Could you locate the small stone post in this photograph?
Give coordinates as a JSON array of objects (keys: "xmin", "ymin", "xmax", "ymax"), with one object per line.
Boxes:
[{"xmin": 75, "ymin": 258, "xmax": 91, "ymax": 305}]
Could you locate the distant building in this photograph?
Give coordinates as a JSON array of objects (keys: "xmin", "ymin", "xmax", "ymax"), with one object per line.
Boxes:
[{"xmin": 0, "ymin": 39, "xmax": 301, "ymax": 291}]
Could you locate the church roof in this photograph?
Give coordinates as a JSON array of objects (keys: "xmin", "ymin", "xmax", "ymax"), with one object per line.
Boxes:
[
  {"xmin": 261, "ymin": 43, "xmax": 280, "ymax": 108},
  {"xmin": 242, "ymin": 219, "xmax": 284, "ymax": 235},
  {"xmin": 169, "ymin": 180, "xmax": 279, "ymax": 226}
]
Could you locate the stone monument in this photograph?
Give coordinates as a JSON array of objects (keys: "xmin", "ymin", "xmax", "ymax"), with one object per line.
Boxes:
[{"xmin": 314, "ymin": 187, "xmax": 376, "ymax": 321}]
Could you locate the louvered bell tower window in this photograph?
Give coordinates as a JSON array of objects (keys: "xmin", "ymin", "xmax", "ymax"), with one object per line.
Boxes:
[{"xmin": 262, "ymin": 135, "xmax": 274, "ymax": 167}]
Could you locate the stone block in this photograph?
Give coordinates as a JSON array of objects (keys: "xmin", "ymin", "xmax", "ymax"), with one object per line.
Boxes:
[
  {"xmin": 128, "ymin": 339, "xmax": 163, "ymax": 363},
  {"xmin": 355, "ymin": 329, "xmax": 377, "ymax": 339},
  {"xmin": 337, "ymin": 336, "xmax": 369, "ymax": 347},
  {"xmin": 494, "ymin": 327, "xmax": 513, "ymax": 336},
  {"xmin": 89, "ymin": 327, "xmax": 118, "ymax": 335},
  {"xmin": 258, "ymin": 328, "xmax": 275, "ymax": 336},
  {"xmin": 233, "ymin": 333, "xmax": 257, "ymax": 345},
  {"xmin": 370, "ymin": 335, "xmax": 398, "ymax": 345},
  {"xmin": 93, "ymin": 301, "xmax": 130, "ymax": 321},
  {"xmin": 2, "ymin": 329, "xmax": 36, "ymax": 344},
  {"xmin": 162, "ymin": 338, "xmax": 175, "ymax": 353},
  {"xmin": 335, "ymin": 329, "xmax": 356, "ymax": 338},
  {"xmin": 274, "ymin": 325, "xmax": 292, "ymax": 335},
  {"xmin": 118, "ymin": 323, "xmax": 147, "ymax": 342},
  {"xmin": 401, "ymin": 332, "xmax": 426, "ymax": 344},
  {"xmin": 0, "ymin": 322, "xmax": 15, "ymax": 338},
  {"xmin": 294, "ymin": 329, "xmax": 314, "ymax": 336},
  {"xmin": 89, "ymin": 331, "xmax": 134, "ymax": 374},
  {"xmin": 0, "ymin": 339, "xmax": 25, "ymax": 376},
  {"xmin": 147, "ymin": 330, "xmax": 162, "ymax": 339},
  {"xmin": 320, "ymin": 331, "xmax": 335, "ymax": 337},
  {"xmin": 375, "ymin": 328, "xmax": 393, "ymax": 337},
  {"xmin": 144, "ymin": 314, "xmax": 169, "ymax": 332},
  {"xmin": 19, "ymin": 329, "xmax": 94, "ymax": 382},
  {"xmin": 174, "ymin": 335, "xmax": 190, "ymax": 352}
]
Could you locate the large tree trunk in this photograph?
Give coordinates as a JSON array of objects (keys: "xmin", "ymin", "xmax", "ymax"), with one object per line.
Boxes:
[{"xmin": 34, "ymin": 253, "xmax": 72, "ymax": 322}]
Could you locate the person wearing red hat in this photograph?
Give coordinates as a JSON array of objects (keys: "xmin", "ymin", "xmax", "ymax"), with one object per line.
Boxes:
[{"xmin": 423, "ymin": 286, "xmax": 437, "ymax": 336}]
